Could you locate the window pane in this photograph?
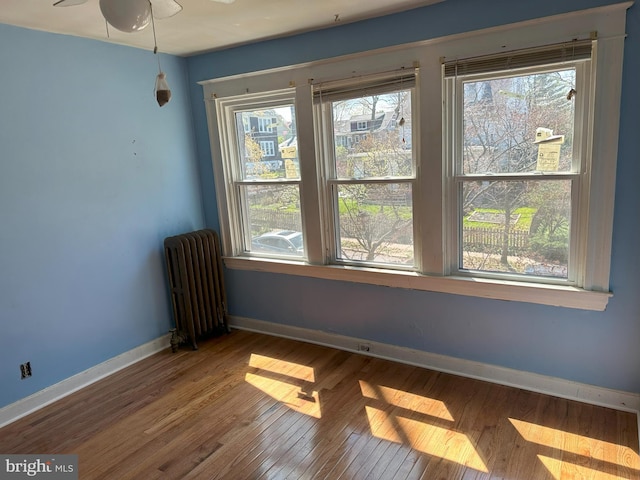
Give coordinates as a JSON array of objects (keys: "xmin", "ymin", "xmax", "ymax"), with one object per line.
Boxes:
[
  {"xmin": 461, "ymin": 180, "xmax": 570, "ymax": 278},
  {"xmin": 235, "ymin": 105, "xmax": 299, "ymax": 180},
  {"xmin": 463, "ymin": 69, "xmax": 576, "ymax": 174},
  {"xmin": 331, "ymin": 90, "xmax": 412, "ymax": 178},
  {"xmin": 243, "ymin": 184, "xmax": 304, "ymax": 257},
  {"xmin": 336, "ymin": 183, "xmax": 413, "ymax": 265}
]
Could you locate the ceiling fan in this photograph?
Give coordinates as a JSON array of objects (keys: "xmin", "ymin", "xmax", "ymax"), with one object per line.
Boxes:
[{"xmin": 53, "ymin": 0, "xmax": 236, "ymax": 33}]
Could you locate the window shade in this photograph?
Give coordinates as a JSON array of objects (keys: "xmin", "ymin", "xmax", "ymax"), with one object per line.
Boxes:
[
  {"xmin": 313, "ymin": 69, "xmax": 417, "ymax": 103},
  {"xmin": 443, "ymin": 39, "xmax": 593, "ymax": 78}
]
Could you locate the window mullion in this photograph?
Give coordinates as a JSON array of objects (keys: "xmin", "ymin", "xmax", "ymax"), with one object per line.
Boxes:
[
  {"xmin": 441, "ymin": 73, "xmax": 459, "ymax": 276},
  {"xmin": 580, "ymin": 35, "xmax": 622, "ymax": 291},
  {"xmin": 318, "ymin": 101, "xmax": 339, "ymax": 264},
  {"xmin": 220, "ymin": 101, "xmax": 245, "ymax": 256},
  {"xmin": 295, "ymin": 84, "xmax": 324, "ymax": 265},
  {"xmin": 206, "ymin": 98, "xmax": 236, "ymax": 256}
]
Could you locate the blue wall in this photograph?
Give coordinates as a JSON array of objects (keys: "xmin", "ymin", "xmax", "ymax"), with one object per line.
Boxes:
[
  {"xmin": 0, "ymin": 24, "xmax": 204, "ymax": 409},
  {"xmin": 187, "ymin": 0, "xmax": 640, "ymax": 394}
]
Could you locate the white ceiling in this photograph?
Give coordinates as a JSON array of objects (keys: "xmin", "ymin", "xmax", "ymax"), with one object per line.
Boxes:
[{"xmin": 0, "ymin": 0, "xmax": 443, "ymax": 57}]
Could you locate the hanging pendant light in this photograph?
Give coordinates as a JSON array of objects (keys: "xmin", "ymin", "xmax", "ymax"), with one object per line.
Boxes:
[
  {"xmin": 155, "ymin": 72, "xmax": 171, "ymax": 106},
  {"xmin": 149, "ymin": 1, "xmax": 171, "ymax": 107},
  {"xmin": 99, "ymin": 0, "xmax": 151, "ymax": 33}
]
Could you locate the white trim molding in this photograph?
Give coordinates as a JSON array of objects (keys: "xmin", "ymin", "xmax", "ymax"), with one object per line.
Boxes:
[
  {"xmin": 0, "ymin": 334, "xmax": 170, "ymax": 429},
  {"xmin": 224, "ymin": 257, "xmax": 612, "ymax": 310},
  {"xmin": 229, "ymin": 315, "xmax": 640, "ymax": 415}
]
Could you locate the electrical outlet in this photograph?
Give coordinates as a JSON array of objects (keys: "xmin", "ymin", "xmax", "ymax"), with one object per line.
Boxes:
[
  {"xmin": 20, "ymin": 362, "xmax": 32, "ymax": 379},
  {"xmin": 357, "ymin": 343, "xmax": 371, "ymax": 352}
]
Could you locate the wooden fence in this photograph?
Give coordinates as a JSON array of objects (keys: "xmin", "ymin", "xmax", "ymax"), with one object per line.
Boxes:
[
  {"xmin": 463, "ymin": 227, "xmax": 529, "ymax": 251},
  {"xmin": 251, "ymin": 210, "xmax": 301, "ymax": 235},
  {"xmin": 251, "ymin": 210, "xmax": 530, "ymax": 252}
]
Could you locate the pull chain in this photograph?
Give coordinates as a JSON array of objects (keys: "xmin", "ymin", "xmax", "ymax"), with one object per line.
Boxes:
[
  {"xmin": 150, "ymin": 1, "xmax": 162, "ymax": 73},
  {"xmin": 149, "ymin": 1, "xmax": 171, "ymax": 106},
  {"xmin": 399, "ymin": 70, "xmax": 405, "ymax": 144}
]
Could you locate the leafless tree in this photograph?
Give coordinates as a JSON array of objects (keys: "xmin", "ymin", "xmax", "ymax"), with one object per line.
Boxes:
[
  {"xmin": 462, "ymin": 71, "xmax": 575, "ymax": 267},
  {"xmin": 335, "ymin": 91, "xmax": 413, "ymax": 263}
]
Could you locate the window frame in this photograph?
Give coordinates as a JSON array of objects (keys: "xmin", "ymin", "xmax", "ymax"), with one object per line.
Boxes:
[
  {"xmin": 213, "ymin": 90, "xmax": 305, "ymax": 259},
  {"xmin": 316, "ymin": 81, "xmax": 418, "ymax": 269},
  {"xmin": 201, "ymin": 3, "xmax": 629, "ymax": 310},
  {"xmin": 444, "ymin": 61, "xmax": 592, "ymax": 287}
]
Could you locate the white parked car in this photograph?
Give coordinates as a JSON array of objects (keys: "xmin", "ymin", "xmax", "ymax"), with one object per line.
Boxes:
[{"xmin": 251, "ymin": 230, "xmax": 304, "ymax": 256}]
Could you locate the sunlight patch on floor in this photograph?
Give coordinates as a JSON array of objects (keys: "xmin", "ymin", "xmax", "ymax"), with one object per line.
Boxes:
[
  {"xmin": 248, "ymin": 353, "xmax": 315, "ymax": 382},
  {"xmin": 359, "ymin": 381, "xmax": 454, "ymax": 421},
  {"xmin": 510, "ymin": 418, "xmax": 640, "ymax": 468},
  {"xmin": 365, "ymin": 406, "xmax": 487, "ymax": 471},
  {"xmin": 245, "ymin": 372, "xmax": 321, "ymax": 418},
  {"xmin": 359, "ymin": 380, "xmax": 486, "ymax": 470},
  {"xmin": 537, "ymin": 455, "xmax": 637, "ymax": 480}
]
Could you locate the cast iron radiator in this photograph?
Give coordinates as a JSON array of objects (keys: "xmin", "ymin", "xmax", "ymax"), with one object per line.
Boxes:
[{"xmin": 164, "ymin": 229, "xmax": 229, "ymax": 351}]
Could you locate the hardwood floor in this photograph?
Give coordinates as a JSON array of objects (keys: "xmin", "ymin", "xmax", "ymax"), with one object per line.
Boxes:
[{"xmin": 1, "ymin": 329, "xmax": 638, "ymax": 479}]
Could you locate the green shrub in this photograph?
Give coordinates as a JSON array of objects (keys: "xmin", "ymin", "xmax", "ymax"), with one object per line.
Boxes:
[{"xmin": 529, "ymin": 231, "xmax": 568, "ymax": 263}]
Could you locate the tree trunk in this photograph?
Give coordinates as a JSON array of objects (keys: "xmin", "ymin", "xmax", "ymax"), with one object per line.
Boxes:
[{"xmin": 501, "ymin": 205, "xmax": 512, "ymax": 265}]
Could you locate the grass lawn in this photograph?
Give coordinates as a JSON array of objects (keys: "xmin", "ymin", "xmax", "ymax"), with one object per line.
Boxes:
[{"xmin": 464, "ymin": 207, "xmax": 536, "ymax": 231}]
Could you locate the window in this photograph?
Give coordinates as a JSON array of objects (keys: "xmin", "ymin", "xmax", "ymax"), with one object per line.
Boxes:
[
  {"xmin": 444, "ymin": 42, "xmax": 592, "ymax": 285},
  {"xmin": 258, "ymin": 116, "xmax": 276, "ymax": 132},
  {"xmin": 259, "ymin": 140, "xmax": 276, "ymax": 157},
  {"xmin": 317, "ymin": 83, "xmax": 415, "ymax": 267},
  {"xmin": 220, "ymin": 98, "xmax": 304, "ymax": 259},
  {"xmin": 203, "ymin": 4, "xmax": 626, "ymax": 310}
]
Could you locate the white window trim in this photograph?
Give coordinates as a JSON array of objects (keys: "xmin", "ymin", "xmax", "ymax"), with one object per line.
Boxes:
[
  {"xmin": 223, "ymin": 256, "xmax": 611, "ymax": 310},
  {"xmin": 201, "ymin": 2, "xmax": 629, "ymax": 311}
]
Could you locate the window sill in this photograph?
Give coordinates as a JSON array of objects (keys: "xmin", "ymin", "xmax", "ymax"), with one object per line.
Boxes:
[{"xmin": 224, "ymin": 257, "xmax": 612, "ymax": 311}]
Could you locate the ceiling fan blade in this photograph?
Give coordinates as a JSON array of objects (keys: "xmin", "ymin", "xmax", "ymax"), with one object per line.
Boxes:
[
  {"xmin": 53, "ymin": 0, "xmax": 88, "ymax": 6},
  {"xmin": 210, "ymin": 0, "xmax": 236, "ymax": 4},
  {"xmin": 151, "ymin": 0, "xmax": 183, "ymax": 19}
]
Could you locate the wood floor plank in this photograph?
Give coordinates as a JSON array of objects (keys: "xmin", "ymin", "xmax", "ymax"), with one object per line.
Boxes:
[
  {"xmin": 0, "ymin": 329, "xmax": 638, "ymax": 480},
  {"xmin": 329, "ymin": 363, "xmax": 427, "ymax": 479},
  {"xmin": 292, "ymin": 358, "xmax": 398, "ymax": 478},
  {"xmin": 414, "ymin": 377, "xmax": 492, "ymax": 479},
  {"xmin": 236, "ymin": 409, "xmax": 318, "ymax": 478},
  {"xmin": 348, "ymin": 366, "xmax": 446, "ymax": 480},
  {"xmin": 282, "ymin": 365, "xmax": 373, "ymax": 479}
]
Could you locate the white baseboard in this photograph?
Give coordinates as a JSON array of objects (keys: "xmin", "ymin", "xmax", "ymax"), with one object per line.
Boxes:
[
  {"xmin": 0, "ymin": 334, "xmax": 171, "ymax": 429},
  {"xmin": 229, "ymin": 316, "xmax": 640, "ymax": 415}
]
